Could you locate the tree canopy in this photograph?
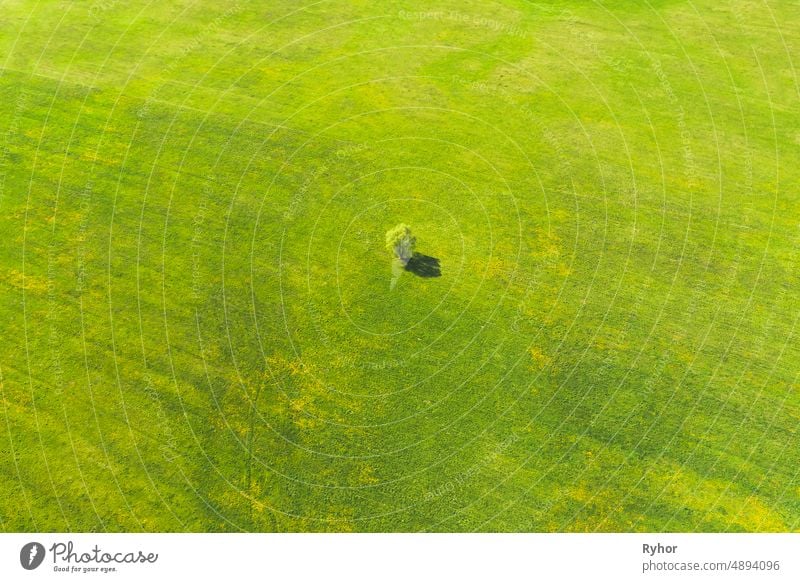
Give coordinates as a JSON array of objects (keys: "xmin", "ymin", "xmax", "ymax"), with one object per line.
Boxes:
[{"xmin": 385, "ymin": 224, "xmax": 416, "ymax": 265}]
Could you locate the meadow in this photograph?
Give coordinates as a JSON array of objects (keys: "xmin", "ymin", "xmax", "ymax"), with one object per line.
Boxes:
[{"xmin": 1, "ymin": 0, "xmax": 799, "ymax": 531}]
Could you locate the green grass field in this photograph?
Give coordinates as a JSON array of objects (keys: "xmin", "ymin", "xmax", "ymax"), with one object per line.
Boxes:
[{"xmin": 1, "ymin": 0, "xmax": 799, "ymax": 532}]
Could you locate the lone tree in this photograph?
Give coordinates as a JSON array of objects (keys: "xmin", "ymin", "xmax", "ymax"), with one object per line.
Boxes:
[{"xmin": 385, "ymin": 223, "xmax": 416, "ymax": 266}]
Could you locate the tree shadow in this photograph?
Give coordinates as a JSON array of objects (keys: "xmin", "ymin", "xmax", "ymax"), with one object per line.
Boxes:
[{"xmin": 405, "ymin": 253, "xmax": 441, "ymax": 278}]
